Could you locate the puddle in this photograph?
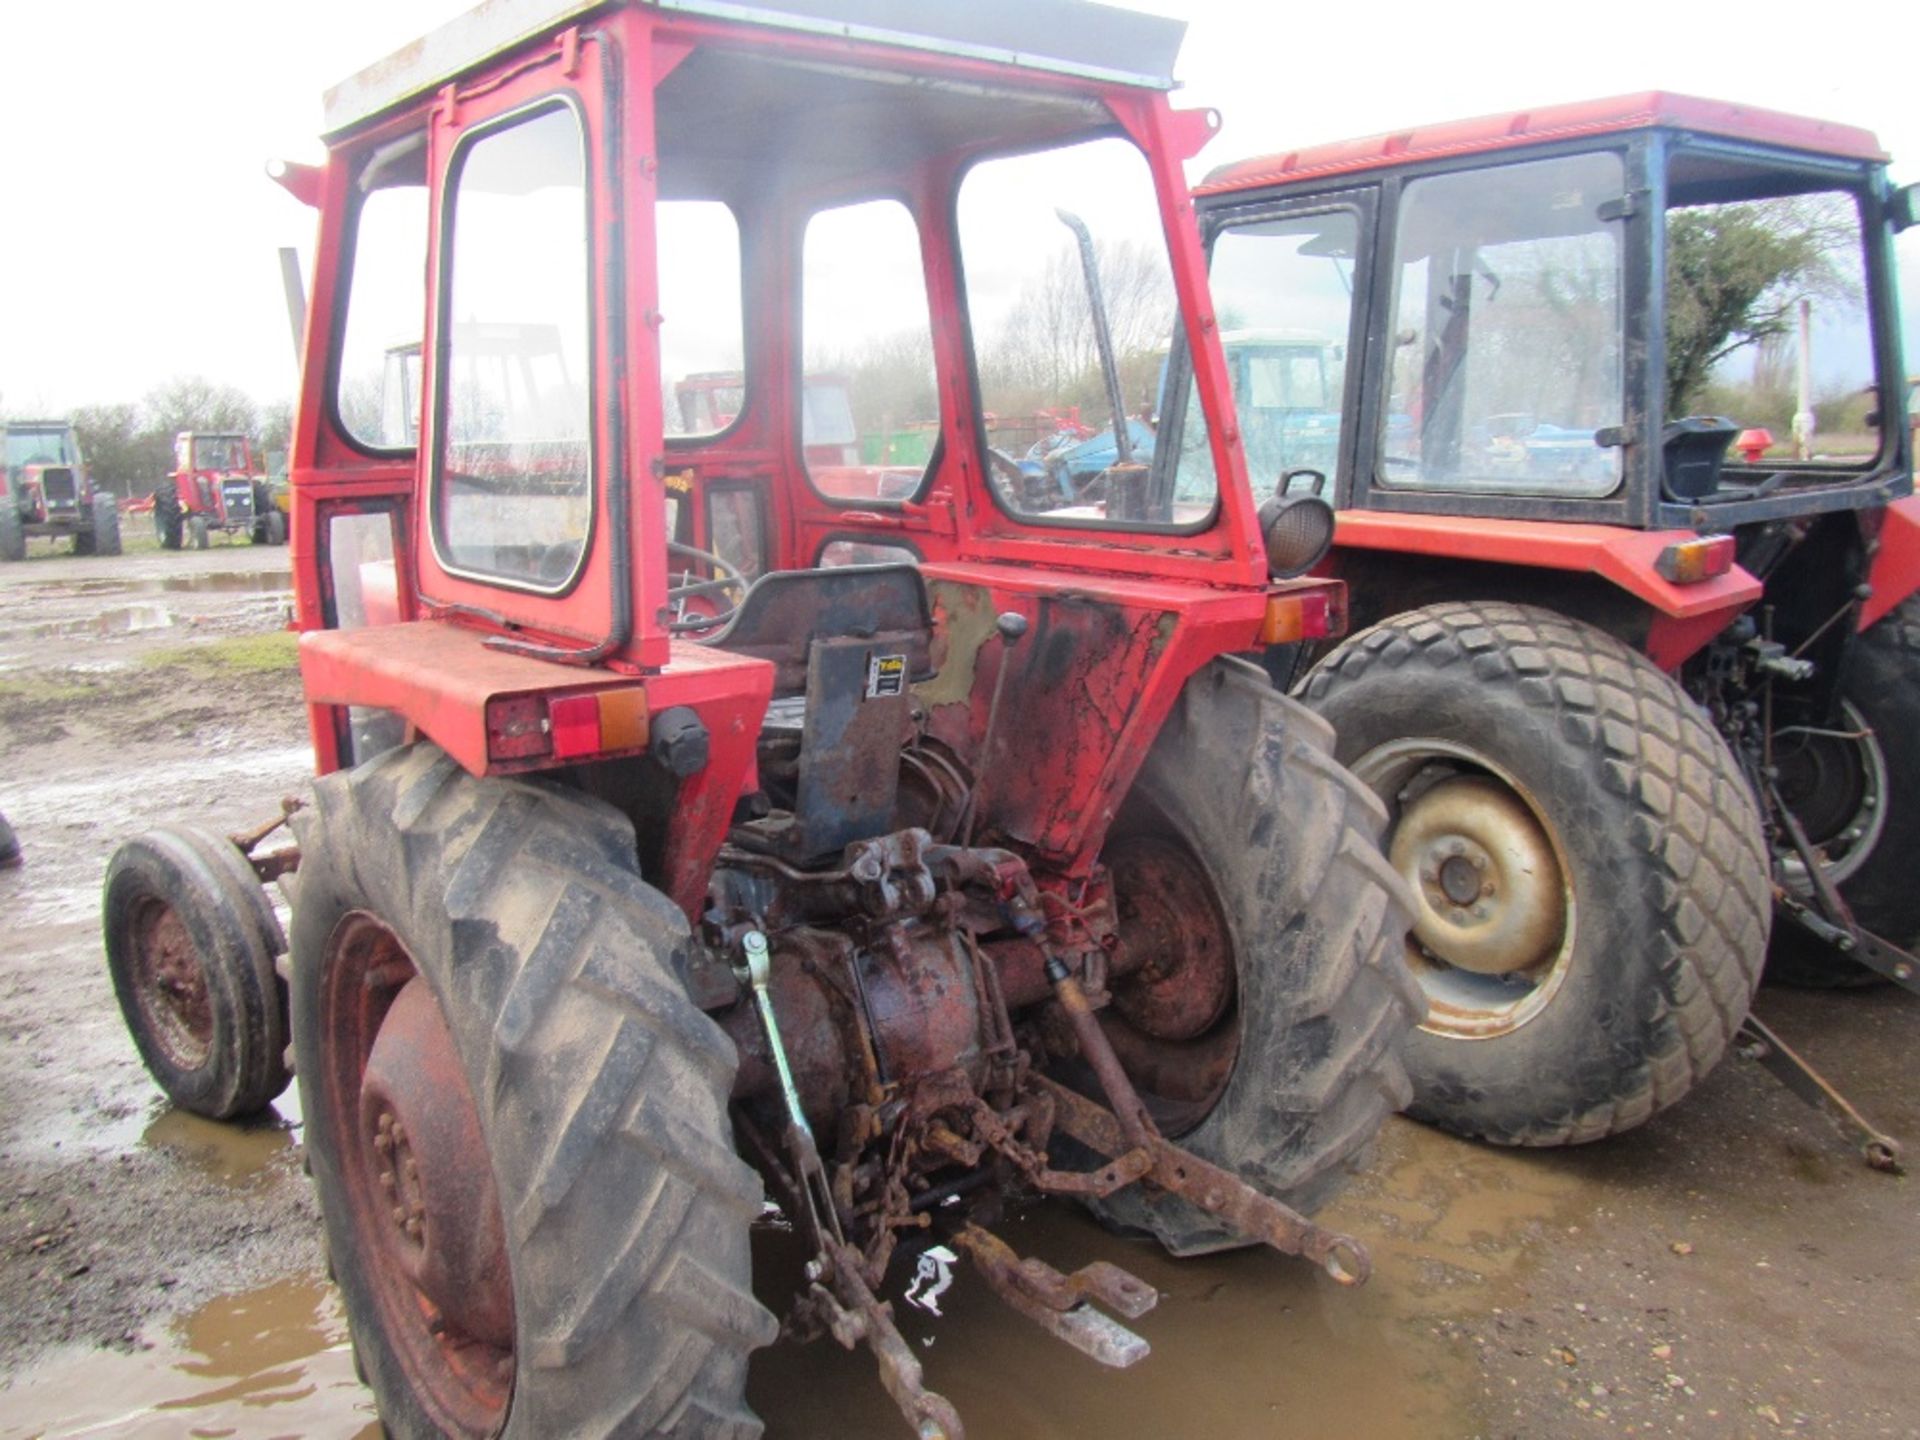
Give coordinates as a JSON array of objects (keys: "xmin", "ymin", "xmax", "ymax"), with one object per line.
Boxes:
[
  {"xmin": 5, "ymin": 572, "xmax": 292, "ymax": 600},
  {"xmin": 138, "ymin": 1101, "xmax": 303, "ymax": 1186},
  {"xmin": 0, "ymin": 1278, "xmax": 376, "ymax": 1440},
  {"xmin": 749, "ymin": 1117, "xmax": 1589, "ymax": 1438},
  {"xmin": 0, "ymin": 1118, "xmax": 1589, "ymax": 1439}
]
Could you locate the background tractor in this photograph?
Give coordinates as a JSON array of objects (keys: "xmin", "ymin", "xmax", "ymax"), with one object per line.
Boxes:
[
  {"xmin": 1167, "ymin": 92, "xmax": 1916, "ymax": 1160},
  {"xmin": 99, "ymin": 3, "xmax": 1421, "ymax": 1436},
  {"xmin": 155, "ymin": 431, "xmax": 286, "ymax": 549},
  {"xmin": 0, "ymin": 418, "xmax": 121, "ymax": 560}
]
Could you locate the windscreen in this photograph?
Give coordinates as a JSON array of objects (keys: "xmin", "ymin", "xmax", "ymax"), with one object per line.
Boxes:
[{"xmin": 4, "ymin": 429, "xmax": 78, "ymax": 468}]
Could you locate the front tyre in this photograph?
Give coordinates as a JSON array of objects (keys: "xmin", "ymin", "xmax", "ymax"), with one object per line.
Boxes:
[
  {"xmin": 288, "ymin": 744, "xmax": 776, "ymax": 1439},
  {"xmin": 1769, "ymin": 593, "xmax": 1920, "ymax": 985},
  {"xmin": 102, "ymin": 826, "xmax": 290, "ymax": 1119},
  {"xmin": 1304, "ymin": 602, "xmax": 1770, "ymax": 1147},
  {"xmin": 1080, "ymin": 658, "xmax": 1421, "ymax": 1254},
  {"xmin": 90, "ymin": 493, "xmax": 123, "ymax": 557}
]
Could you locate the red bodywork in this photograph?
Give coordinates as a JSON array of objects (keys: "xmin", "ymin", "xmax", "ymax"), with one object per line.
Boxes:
[
  {"xmin": 1198, "ymin": 91, "xmax": 1888, "ymax": 197},
  {"xmin": 1198, "ymin": 90, "xmax": 1918, "ymax": 666},
  {"xmin": 281, "ymin": 4, "xmax": 1329, "ymax": 919}
]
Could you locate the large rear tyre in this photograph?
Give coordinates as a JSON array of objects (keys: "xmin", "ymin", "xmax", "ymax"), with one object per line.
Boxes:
[
  {"xmin": 1076, "ymin": 658, "xmax": 1421, "ymax": 1255},
  {"xmin": 1768, "ymin": 594, "xmax": 1920, "ymax": 986},
  {"xmin": 102, "ymin": 826, "xmax": 291, "ymax": 1119},
  {"xmin": 1304, "ymin": 602, "xmax": 1770, "ymax": 1147},
  {"xmin": 288, "ymin": 744, "xmax": 776, "ymax": 1439}
]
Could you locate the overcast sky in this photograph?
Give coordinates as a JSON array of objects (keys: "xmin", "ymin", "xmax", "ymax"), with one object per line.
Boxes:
[{"xmin": 0, "ymin": 0, "xmax": 1914, "ymax": 417}]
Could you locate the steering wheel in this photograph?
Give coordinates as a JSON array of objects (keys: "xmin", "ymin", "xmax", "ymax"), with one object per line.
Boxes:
[{"xmin": 666, "ymin": 540, "xmax": 747, "ymax": 635}]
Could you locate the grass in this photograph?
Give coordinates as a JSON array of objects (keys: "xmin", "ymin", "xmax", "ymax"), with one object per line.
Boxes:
[
  {"xmin": 0, "ymin": 675, "xmax": 94, "ymax": 703},
  {"xmin": 141, "ymin": 631, "xmax": 300, "ymax": 675}
]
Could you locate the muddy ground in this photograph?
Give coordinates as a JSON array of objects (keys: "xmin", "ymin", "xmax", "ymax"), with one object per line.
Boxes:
[{"xmin": 0, "ymin": 540, "xmax": 1914, "ymax": 1439}]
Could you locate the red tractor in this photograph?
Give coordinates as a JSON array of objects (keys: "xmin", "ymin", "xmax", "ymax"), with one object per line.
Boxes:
[
  {"xmin": 99, "ymin": 3, "xmax": 1420, "ymax": 1435},
  {"xmin": 1171, "ymin": 93, "xmax": 1917, "ymax": 1160},
  {"xmin": 155, "ymin": 431, "xmax": 287, "ymax": 549},
  {"xmin": 0, "ymin": 419, "xmax": 122, "ymax": 560}
]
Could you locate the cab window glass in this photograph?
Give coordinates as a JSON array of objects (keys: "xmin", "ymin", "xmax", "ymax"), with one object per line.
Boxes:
[
  {"xmin": 800, "ymin": 199, "xmax": 937, "ymax": 501},
  {"xmin": 959, "ymin": 137, "xmax": 1192, "ymax": 527},
  {"xmin": 1381, "ymin": 152, "xmax": 1625, "ymax": 496},
  {"xmin": 1174, "ymin": 209, "xmax": 1358, "ymax": 501},
  {"xmin": 337, "ymin": 139, "xmax": 429, "ymax": 449},
  {"xmin": 707, "ymin": 485, "xmax": 765, "ymax": 582},
  {"xmin": 434, "ymin": 103, "xmax": 592, "ymax": 590},
  {"xmin": 660, "ymin": 201, "xmax": 746, "ymax": 438},
  {"xmin": 1666, "ymin": 177, "xmax": 1874, "ymax": 467}
]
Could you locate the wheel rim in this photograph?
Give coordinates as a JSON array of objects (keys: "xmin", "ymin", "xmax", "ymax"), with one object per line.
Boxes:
[
  {"xmin": 1773, "ymin": 699, "xmax": 1887, "ymax": 890},
  {"xmin": 1102, "ymin": 832, "xmax": 1240, "ymax": 1134},
  {"xmin": 1353, "ymin": 739, "xmax": 1576, "ymax": 1040},
  {"xmin": 128, "ymin": 895, "xmax": 214, "ymax": 1069},
  {"xmin": 319, "ymin": 911, "xmax": 514, "ymax": 1435}
]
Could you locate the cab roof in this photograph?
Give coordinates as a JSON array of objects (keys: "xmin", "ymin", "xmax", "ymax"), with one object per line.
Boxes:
[
  {"xmin": 1198, "ymin": 91, "xmax": 1888, "ymax": 197},
  {"xmin": 323, "ymin": 0, "xmax": 1186, "ymax": 138}
]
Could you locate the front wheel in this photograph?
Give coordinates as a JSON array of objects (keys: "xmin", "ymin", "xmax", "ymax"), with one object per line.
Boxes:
[
  {"xmin": 1304, "ymin": 602, "xmax": 1770, "ymax": 1147},
  {"xmin": 288, "ymin": 744, "xmax": 776, "ymax": 1438},
  {"xmin": 89, "ymin": 493, "xmax": 123, "ymax": 557},
  {"xmin": 1076, "ymin": 658, "xmax": 1421, "ymax": 1254},
  {"xmin": 102, "ymin": 826, "xmax": 290, "ymax": 1119},
  {"xmin": 189, "ymin": 515, "xmax": 210, "ymax": 550},
  {"xmin": 1769, "ymin": 594, "xmax": 1920, "ymax": 985}
]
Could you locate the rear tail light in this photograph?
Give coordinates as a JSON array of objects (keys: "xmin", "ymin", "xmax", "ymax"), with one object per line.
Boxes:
[
  {"xmin": 1261, "ymin": 589, "xmax": 1335, "ymax": 645},
  {"xmin": 486, "ymin": 688, "xmax": 651, "ymax": 764},
  {"xmin": 1655, "ymin": 534, "xmax": 1736, "ymax": 584}
]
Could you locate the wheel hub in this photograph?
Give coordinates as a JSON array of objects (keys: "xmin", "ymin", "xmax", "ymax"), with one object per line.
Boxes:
[
  {"xmin": 359, "ymin": 975, "xmax": 515, "ymax": 1352},
  {"xmin": 1389, "ymin": 775, "xmax": 1566, "ymax": 978},
  {"xmin": 131, "ymin": 898, "xmax": 213, "ymax": 1069},
  {"xmin": 1101, "ymin": 832, "xmax": 1239, "ymax": 1134},
  {"xmin": 321, "ymin": 911, "xmax": 514, "ymax": 1435}
]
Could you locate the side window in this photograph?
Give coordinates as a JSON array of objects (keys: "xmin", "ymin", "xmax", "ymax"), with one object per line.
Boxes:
[
  {"xmin": 1176, "ymin": 209, "xmax": 1360, "ymax": 501},
  {"xmin": 800, "ymin": 200, "xmax": 937, "ymax": 501},
  {"xmin": 1666, "ymin": 179, "xmax": 1873, "ymax": 468},
  {"xmin": 958, "ymin": 138, "xmax": 1188, "ymax": 527},
  {"xmin": 1381, "ymin": 152, "xmax": 1625, "ymax": 496},
  {"xmin": 659, "ymin": 201, "xmax": 746, "ymax": 438},
  {"xmin": 433, "ymin": 103, "xmax": 592, "ymax": 590},
  {"xmin": 818, "ymin": 538, "xmax": 919, "ymax": 567},
  {"xmin": 336, "ymin": 137, "xmax": 429, "ymax": 449}
]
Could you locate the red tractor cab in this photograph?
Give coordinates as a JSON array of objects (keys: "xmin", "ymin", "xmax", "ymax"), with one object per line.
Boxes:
[
  {"xmin": 100, "ymin": 4, "xmax": 1422, "ymax": 1435},
  {"xmin": 0, "ymin": 419, "xmax": 122, "ymax": 560},
  {"xmin": 1176, "ymin": 92, "xmax": 1917, "ymax": 1159},
  {"xmin": 156, "ymin": 431, "xmax": 287, "ymax": 549}
]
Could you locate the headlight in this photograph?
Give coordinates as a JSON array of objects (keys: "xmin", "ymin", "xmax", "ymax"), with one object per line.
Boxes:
[{"xmin": 1258, "ymin": 493, "xmax": 1335, "ymax": 579}]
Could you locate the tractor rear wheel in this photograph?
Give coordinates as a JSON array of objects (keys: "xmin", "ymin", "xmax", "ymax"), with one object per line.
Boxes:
[
  {"xmin": 102, "ymin": 826, "xmax": 291, "ymax": 1119},
  {"xmin": 1768, "ymin": 594, "xmax": 1920, "ymax": 986},
  {"xmin": 1076, "ymin": 658, "xmax": 1421, "ymax": 1254},
  {"xmin": 1303, "ymin": 602, "xmax": 1770, "ymax": 1147},
  {"xmin": 154, "ymin": 492, "xmax": 184, "ymax": 550},
  {"xmin": 0, "ymin": 507, "xmax": 24, "ymax": 562},
  {"xmin": 288, "ymin": 744, "xmax": 776, "ymax": 1439}
]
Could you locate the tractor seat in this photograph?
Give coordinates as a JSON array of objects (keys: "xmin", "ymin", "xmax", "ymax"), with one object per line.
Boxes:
[{"xmin": 701, "ymin": 563, "xmax": 935, "ymax": 696}]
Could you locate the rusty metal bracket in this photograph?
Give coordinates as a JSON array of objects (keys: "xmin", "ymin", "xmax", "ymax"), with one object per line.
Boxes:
[
  {"xmin": 804, "ymin": 1235, "xmax": 965, "ymax": 1440},
  {"xmin": 1768, "ymin": 781, "xmax": 1920, "ymax": 997},
  {"xmin": 1735, "ymin": 1014, "xmax": 1902, "ymax": 1174},
  {"xmin": 949, "ymin": 1223, "xmax": 1155, "ymax": 1369},
  {"xmin": 1035, "ymin": 1075, "xmax": 1373, "ymax": 1284}
]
